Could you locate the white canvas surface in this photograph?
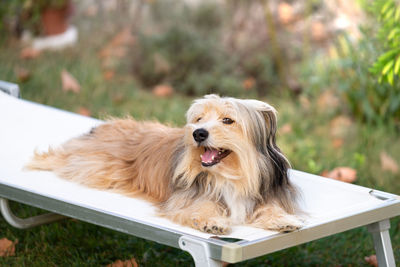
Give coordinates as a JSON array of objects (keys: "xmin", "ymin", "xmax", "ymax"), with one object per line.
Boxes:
[{"xmin": 0, "ymin": 92, "xmax": 388, "ymax": 241}]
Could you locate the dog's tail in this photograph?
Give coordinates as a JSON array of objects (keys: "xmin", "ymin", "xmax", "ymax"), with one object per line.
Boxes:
[{"xmin": 25, "ymin": 148, "xmax": 67, "ymax": 171}]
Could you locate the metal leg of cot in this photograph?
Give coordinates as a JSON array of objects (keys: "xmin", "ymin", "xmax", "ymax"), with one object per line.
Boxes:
[
  {"xmin": 367, "ymin": 219, "xmax": 396, "ymax": 267},
  {"xmin": 179, "ymin": 236, "xmax": 223, "ymax": 267},
  {"xmin": 0, "ymin": 198, "xmax": 66, "ymax": 229}
]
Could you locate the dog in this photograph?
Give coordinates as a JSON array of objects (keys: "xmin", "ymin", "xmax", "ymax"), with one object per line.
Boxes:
[{"xmin": 26, "ymin": 94, "xmax": 303, "ymax": 235}]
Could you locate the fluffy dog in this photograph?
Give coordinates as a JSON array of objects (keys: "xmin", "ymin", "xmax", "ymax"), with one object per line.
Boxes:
[{"xmin": 26, "ymin": 94, "xmax": 303, "ymax": 234}]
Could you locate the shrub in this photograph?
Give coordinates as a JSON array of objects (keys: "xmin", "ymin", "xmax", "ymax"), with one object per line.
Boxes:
[
  {"xmin": 131, "ymin": 1, "xmax": 282, "ymax": 97},
  {"xmin": 302, "ymin": 0, "xmax": 400, "ymax": 125}
]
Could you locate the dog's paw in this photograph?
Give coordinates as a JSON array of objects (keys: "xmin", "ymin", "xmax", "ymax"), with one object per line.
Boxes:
[
  {"xmin": 269, "ymin": 215, "xmax": 304, "ymax": 233},
  {"xmin": 277, "ymin": 223, "xmax": 302, "ymax": 233},
  {"xmin": 191, "ymin": 217, "xmax": 231, "ymax": 235}
]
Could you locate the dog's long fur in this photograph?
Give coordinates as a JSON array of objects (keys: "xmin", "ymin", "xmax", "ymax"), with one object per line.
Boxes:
[{"xmin": 26, "ymin": 94, "xmax": 302, "ymax": 234}]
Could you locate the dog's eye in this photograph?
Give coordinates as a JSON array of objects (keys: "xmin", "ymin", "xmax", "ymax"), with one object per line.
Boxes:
[
  {"xmin": 222, "ymin": 118, "xmax": 234, "ymax": 124},
  {"xmin": 196, "ymin": 117, "xmax": 202, "ymax": 122}
]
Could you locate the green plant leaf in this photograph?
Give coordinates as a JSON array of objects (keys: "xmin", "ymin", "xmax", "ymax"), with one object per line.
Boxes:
[
  {"xmin": 381, "ymin": 0, "xmax": 393, "ymax": 15},
  {"xmin": 382, "ymin": 60, "xmax": 394, "ymax": 75},
  {"xmin": 394, "ymin": 56, "xmax": 400, "ymax": 74},
  {"xmin": 395, "ymin": 5, "xmax": 400, "ymax": 20},
  {"xmin": 378, "ymin": 49, "xmax": 398, "ymax": 63},
  {"xmin": 388, "ymin": 28, "xmax": 400, "ymax": 40},
  {"xmin": 387, "ymin": 69, "xmax": 394, "ymax": 85},
  {"xmin": 384, "ymin": 8, "xmax": 395, "ymax": 20}
]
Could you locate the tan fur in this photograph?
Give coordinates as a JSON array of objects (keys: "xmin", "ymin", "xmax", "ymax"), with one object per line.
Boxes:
[
  {"xmin": 27, "ymin": 119, "xmax": 183, "ymax": 202},
  {"xmin": 27, "ymin": 95, "xmax": 303, "ymax": 234}
]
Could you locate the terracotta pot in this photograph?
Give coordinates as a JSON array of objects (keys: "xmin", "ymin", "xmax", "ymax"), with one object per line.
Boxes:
[{"xmin": 41, "ymin": 3, "xmax": 71, "ymax": 36}]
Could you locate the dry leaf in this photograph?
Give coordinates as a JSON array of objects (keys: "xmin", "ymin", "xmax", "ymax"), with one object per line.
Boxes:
[
  {"xmin": 320, "ymin": 170, "xmax": 330, "ymax": 177},
  {"xmin": 110, "ymin": 28, "xmax": 135, "ymax": 47},
  {"xmin": 107, "ymin": 258, "xmax": 138, "ymax": 267},
  {"xmin": 61, "ymin": 69, "xmax": 81, "ymax": 93},
  {"xmin": 380, "ymin": 152, "xmax": 399, "ymax": 174},
  {"xmin": 0, "ymin": 238, "xmax": 17, "ymax": 257},
  {"xmin": 103, "ymin": 70, "xmax": 115, "ymax": 81},
  {"xmin": 99, "ymin": 28, "xmax": 135, "ymax": 59},
  {"xmin": 332, "ymin": 138, "xmax": 344, "ymax": 148},
  {"xmin": 322, "ymin": 167, "xmax": 357, "ymax": 183},
  {"xmin": 330, "ymin": 116, "xmax": 352, "ymax": 138},
  {"xmin": 20, "ymin": 47, "xmax": 41, "ymax": 59},
  {"xmin": 317, "ymin": 90, "xmax": 340, "ymax": 111},
  {"xmin": 311, "ymin": 21, "xmax": 328, "ymax": 42},
  {"xmin": 280, "ymin": 123, "xmax": 292, "ymax": 135},
  {"xmin": 278, "ymin": 2, "xmax": 295, "ymax": 25},
  {"xmin": 152, "ymin": 84, "xmax": 174, "ymax": 97},
  {"xmin": 14, "ymin": 67, "xmax": 31, "ymax": 82},
  {"xmin": 77, "ymin": 107, "xmax": 91, "ymax": 117},
  {"xmin": 242, "ymin": 77, "xmax": 256, "ymax": 90},
  {"xmin": 364, "ymin": 254, "xmax": 378, "ymax": 267}
]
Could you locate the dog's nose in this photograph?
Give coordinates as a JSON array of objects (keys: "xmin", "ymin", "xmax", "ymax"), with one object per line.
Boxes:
[{"xmin": 193, "ymin": 128, "xmax": 209, "ymax": 143}]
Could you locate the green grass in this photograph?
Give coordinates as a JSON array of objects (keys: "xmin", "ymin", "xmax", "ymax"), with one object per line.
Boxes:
[{"xmin": 1, "ymin": 23, "xmax": 399, "ymax": 266}]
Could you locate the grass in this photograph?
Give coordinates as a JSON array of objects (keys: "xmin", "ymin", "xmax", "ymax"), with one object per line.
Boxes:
[{"xmin": 1, "ymin": 18, "xmax": 399, "ymax": 267}]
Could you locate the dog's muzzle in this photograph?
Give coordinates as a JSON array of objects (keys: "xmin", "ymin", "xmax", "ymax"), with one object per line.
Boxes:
[{"xmin": 193, "ymin": 128, "xmax": 208, "ymax": 143}]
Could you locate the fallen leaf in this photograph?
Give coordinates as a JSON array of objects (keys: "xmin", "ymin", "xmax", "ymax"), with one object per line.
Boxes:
[
  {"xmin": 107, "ymin": 258, "xmax": 138, "ymax": 267},
  {"xmin": 61, "ymin": 69, "xmax": 81, "ymax": 93},
  {"xmin": 99, "ymin": 28, "xmax": 135, "ymax": 59},
  {"xmin": 280, "ymin": 123, "xmax": 292, "ymax": 135},
  {"xmin": 330, "ymin": 116, "xmax": 352, "ymax": 138},
  {"xmin": 311, "ymin": 21, "xmax": 328, "ymax": 42},
  {"xmin": 332, "ymin": 138, "xmax": 344, "ymax": 148},
  {"xmin": 152, "ymin": 84, "xmax": 174, "ymax": 97},
  {"xmin": 0, "ymin": 238, "xmax": 17, "ymax": 257},
  {"xmin": 317, "ymin": 90, "xmax": 340, "ymax": 111},
  {"xmin": 320, "ymin": 170, "xmax": 329, "ymax": 177},
  {"xmin": 278, "ymin": 2, "xmax": 295, "ymax": 25},
  {"xmin": 77, "ymin": 107, "xmax": 91, "ymax": 117},
  {"xmin": 242, "ymin": 77, "xmax": 256, "ymax": 90},
  {"xmin": 14, "ymin": 67, "xmax": 31, "ymax": 82},
  {"xmin": 103, "ymin": 70, "xmax": 115, "ymax": 81},
  {"xmin": 364, "ymin": 254, "xmax": 378, "ymax": 267},
  {"xmin": 20, "ymin": 47, "xmax": 41, "ymax": 59},
  {"xmin": 110, "ymin": 28, "xmax": 135, "ymax": 47},
  {"xmin": 322, "ymin": 167, "xmax": 357, "ymax": 183},
  {"xmin": 380, "ymin": 152, "xmax": 399, "ymax": 174}
]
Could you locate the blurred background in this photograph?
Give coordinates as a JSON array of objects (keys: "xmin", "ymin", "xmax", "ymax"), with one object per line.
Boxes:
[{"xmin": 0, "ymin": 0, "xmax": 399, "ymax": 266}]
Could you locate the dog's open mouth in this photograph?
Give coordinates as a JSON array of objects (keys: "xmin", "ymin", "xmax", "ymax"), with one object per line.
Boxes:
[{"xmin": 200, "ymin": 147, "xmax": 231, "ymax": 167}]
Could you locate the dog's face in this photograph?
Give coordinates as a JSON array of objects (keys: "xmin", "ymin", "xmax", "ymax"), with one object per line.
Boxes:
[{"xmin": 183, "ymin": 94, "xmax": 281, "ymax": 181}]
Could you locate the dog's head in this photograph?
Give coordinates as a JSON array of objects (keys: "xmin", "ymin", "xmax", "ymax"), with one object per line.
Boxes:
[{"xmin": 181, "ymin": 94, "xmax": 290, "ymax": 192}]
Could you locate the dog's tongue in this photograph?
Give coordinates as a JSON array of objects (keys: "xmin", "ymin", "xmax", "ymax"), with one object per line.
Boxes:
[{"xmin": 201, "ymin": 148, "xmax": 219, "ymax": 163}]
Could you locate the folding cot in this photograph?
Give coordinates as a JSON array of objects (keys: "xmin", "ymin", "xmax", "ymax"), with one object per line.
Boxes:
[{"xmin": 0, "ymin": 82, "xmax": 399, "ymax": 266}]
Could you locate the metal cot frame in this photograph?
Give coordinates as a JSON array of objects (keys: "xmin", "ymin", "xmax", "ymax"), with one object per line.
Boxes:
[{"xmin": 0, "ymin": 82, "xmax": 399, "ymax": 267}]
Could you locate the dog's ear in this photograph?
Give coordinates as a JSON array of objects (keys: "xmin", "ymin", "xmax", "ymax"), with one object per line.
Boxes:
[{"xmin": 257, "ymin": 102, "xmax": 291, "ymax": 190}]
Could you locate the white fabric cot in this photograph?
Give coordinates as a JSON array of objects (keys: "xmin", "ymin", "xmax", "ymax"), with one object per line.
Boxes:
[{"xmin": 0, "ymin": 86, "xmax": 399, "ymax": 266}]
